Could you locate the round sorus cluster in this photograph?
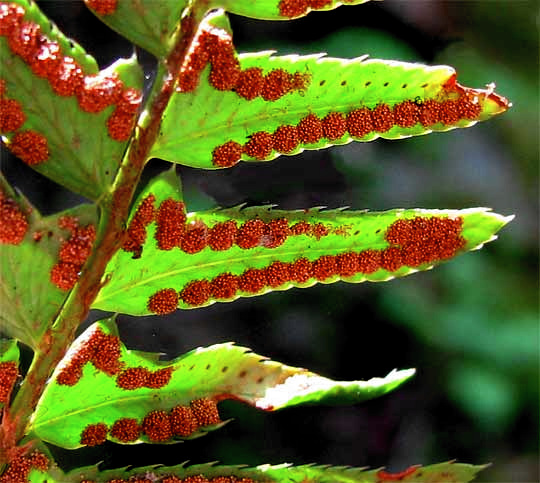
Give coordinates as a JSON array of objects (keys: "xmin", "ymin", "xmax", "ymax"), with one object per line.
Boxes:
[
  {"xmin": 181, "ymin": 220, "xmax": 209, "ymax": 254},
  {"xmin": 28, "ymin": 35, "xmax": 62, "ymax": 79},
  {"xmin": 212, "ymin": 90, "xmax": 485, "ymax": 166},
  {"xmin": 141, "ymin": 410, "xmax": 172, "ymax": 442},
  {"xmin": 155, "ymin": 199, "xmax": 187, "ymax": 250},
  {"xmin": 0, "ymin": 190, "xmax": 29, "ymax": 244},
  {"xmin": 49, "ymin": 56, "xmax": 84, "ymax": 97},
  {"xmin": 141, "ymin": 398, "xmax": 221, "ymax": 442},
  {"xmin": 106, "ymin": 87, "xmax": 142, "ymax": 141},
  {"xmin": 50, "ymin": 221, "xmax": 96, "ymax": 291},
  {"xmin": 208, "ymin": 220, "xmax": 237, "ymax": 250},
  {"xmin": 243, "ymin": 131, "xmax": 273, "ymax": 160},
  {"xmin": 179, "ymin": 280, "xmax": 212, "ymax": 307},
  {"xmin": 1, "ymin": 7, "xmax": 82, "ymax": 97},
  {"xmin": 110, "ymin": 418, "xmax": 141, "ymax": 443},
  {"xmin": 177, "ymin": 216, "xmax": 466, "ymax": 306},
  {"xmin": 116, "ymin": 366, "xmax": 173, "ymax": 390},
  {"xmin": 122, "ymin": 194, "xmax": 156, "ymax": 257},
  {"xmin": 272, "ymin": 125, "xmax": 299, "ymax": 153},
  {"xmin": 160, "ymin": 477, "xmax": 257, "ymax": 483},
  {"xmin": 235, "ymin": 219, "xmax": 265, "ymax": 249},
  {"xmin": 297, "ymin": 113, "xmax": 323, "ymax": 144},
  {"xmin": 176, "ymin": 21, "xmax": 309, "ymax": 103},
  {"xmin": 207, "ymin": 34, "xmax": 240, "ymax": 91},
  {"xmin": 212, "ymin": 141, "xmax": 243, "ymax": 168},
  {"xmin": 96, "ymin": 398, "xmax": 222, "ymax": 445},
  {"xmin": 210, "ymin": 272, "xmax": 239, "ymax": 299},
  {"xmin": 385, "ymin": 216, "xmax": 465, "ymax": 265},
  {"xmin": 89, "ymin": 329, "xmax": 123, "ymax": 375},
  {"xmin": 0, "ymin": 3, "xmax": 25, "ymax": 37},
  {"xmin": 169, "ymin": 405, "xmax": 199, "ymax": 437},
  {"xmin": 116, "ymin": 366, "xmax": 149, "ymax": 390},
  {"xmin": 260, "ymin": 68, "xmax": 294, "ymax": 101},
  {"xmin": 147, "ymin": 288, "xmax": 179, "ymax": 315},
  {"xmin": 76, "ymin": 72, "xmax": 123, "ymax": 113},
  {"xmin": 279, "ymin": 0, "xmax": 333, "ymax": 18},
  {"xmin": 152, "ymin": 206, "xmax": 328, "ymax": 256},
  {"xmin": 56, "ymin": 327, "xmax": 122, "ymax": 386},
  {"xmin": 1, "ymin": 4, "xmax": 141, "ymax": 146},
  {"xmin": 376, "ymin": 465, "xmax": 421, "ymax": 481},
  {"xmin": 189, "ymin": 398, "xmax": 221, "ymax": 426},
  {"xmin": 8, "ymin": 130, "xmax": 49, "ymax": 165},
  {"xmin": 234, "ymin": 67, "xmax": 264, "ymax": 100},
  {"xmin": 0, "ymin": 94, "xmax": 25, "ymax": 132},
  {"xmin": 146, "ymin": 367, "xmax": 173, "ymax": 389},
  {"xmin": 80, "ymin": 422, "xmax": 108, "ymax": 446},
  {"xmin": 0, "ymin": 361, "xmax": 18, "ymax": 403},
  {"xmin": 85, "ymin": 0, "xmax": 118, "ymax": 16},
  {"xmin": 0, "ymin": 451, "xmax": 49, "ymax": 483}
]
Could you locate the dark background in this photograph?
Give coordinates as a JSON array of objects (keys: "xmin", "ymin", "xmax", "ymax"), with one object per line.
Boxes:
[{"xmin": 1, "ymin": 1, "xmax": 538, "ymax": 481}]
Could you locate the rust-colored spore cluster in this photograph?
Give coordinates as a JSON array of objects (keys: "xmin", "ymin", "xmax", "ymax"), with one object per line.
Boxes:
[
  {"xmin": 142, "ymin": 398, "xmax": 221, "ymax": 442},
  {"xmin": 147, "ymin": 288, "xmax": 179, "ymax": 315},
  {"xmin": 101, "ymin": 475, "xmax": 257, "ymax": 483},
  {"xmin": 132, "ymin": 197, "xmax": 330, "ymax": 261},
  {"xmin": 212, "ymin": 88, "xmax": 483, "ymax": 167},
  {"xmin": 1, "ymin": 74, "xmax": 48, "ymax": 165},
  {"xmin": 145, "ymin": 213, "xmax": 337, "ymax": 312},
  {"xmin": 279, "ymin": 0, "xmax": 333, "ymax": 18},
  {"xmin": 0, "ymin": 189, "xmax": 29, "ymax": 245},
  {"xmin": 0, "ymin": 81, "xmax": 25, "ymax": 132},
  {"xmin": 107, "ymin": 87, "xmax": 143, "ymax": 141},
  {"xmin": 80, "ymin": 422, "xmax": 108, "ymax": 447},
  {"xmin": 56, "ymin": 327, "xmax": 122, "ymax": 386},
  {"xmin": 376, "ymin": 465, "xmax": 421, "ymax": 481},
  {"xmin": 161, "ymin": 477, "xmax": 257, "ymax": 483},
  {"xmin": 385, "ymin": 215, "xmax": 465, "ymax": 265},
  {"xmin": 0, "ymin": 361, "xmax": 18, "ymax": 404},
  {"xmin": 81, "ymin": 398, "xmax": 221, "ymax": 446},
  {"xmin": 177, "ymin": 20, "xmax": 309, "ymax": 101},
  {"xmin": 0, "ymin": 2, "xmax": 141, "ymax": 142},
  {"xmin": 0, "ymin": 451, "xmax": 49, "ymax": 482},
  {"xmin": 85, "ymin": 0, "xmax": 118, "ymax": 16},
  {"xmin": 8, "ymin": 130, "xmax": 49, "ymax": 165},
  {"xmin": 110, "ymin": 418, "xmax": 141, "ymax": 443},
  {"xmin": 177, "ymin": 216, "xmax": 465, "ymax": 306},
  {"xmin": 116, "ymin": 366, "xmax": 173, "ymax": 390},
  {"xmin": 155, "ymin": 199, "xmax": 187, "ymax": 250},
  {"xmin": 152, "ymin": 208, "xmax": 329, "ymax": 255},
  {"xmin": 123, "ymin": 194, "xmax": 156, "ymax": 257},
  {"xmin": 50, "ymin": 217, "xmax": 96, "ymax": 291}
]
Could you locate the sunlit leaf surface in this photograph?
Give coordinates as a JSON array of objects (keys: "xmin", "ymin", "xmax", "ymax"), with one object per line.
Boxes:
[
  {"xmin": 150, "ymin": 10, "xmax": 510, "ymax": 170},
  {"xmin": 92, "ymin": 170, "xmax": 512, "ymax": 316},
  {"xmin": 1, "ymin": 0, "xmax": 143, "ymax": 199},
  {"xmin": 30, "ymin": 316, "xmax": 413, "ymax": 449},
  {"xmin": 0, "ymin": 177, "xmax": 97, "ymax": 348}
]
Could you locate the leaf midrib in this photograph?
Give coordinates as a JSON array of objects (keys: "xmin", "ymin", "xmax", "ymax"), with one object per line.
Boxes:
[{"xmin": 96, "ymin": 241, "xmax": 388, "ymax": 303}]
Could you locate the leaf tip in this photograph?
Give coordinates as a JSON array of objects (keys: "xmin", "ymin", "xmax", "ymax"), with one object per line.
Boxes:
[{"xmin": 387, "ymin": 368, "xmax": 416, "ymax": 386}]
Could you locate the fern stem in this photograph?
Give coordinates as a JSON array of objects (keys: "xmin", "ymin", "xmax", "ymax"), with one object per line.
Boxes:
[{"xmin": 5, "ymin": 5, "xmax": 203, "ymax": 448}]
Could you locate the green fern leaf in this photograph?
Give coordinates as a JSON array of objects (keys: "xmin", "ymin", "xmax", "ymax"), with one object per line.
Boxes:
[
  {"xmin": 91, "ymin": 170, "xmax": 511, "ymax": 315},
  {"xmin": 0, "ymin": 0, "xmax": 143, "ymax": 200},
  {"xmin": 0, "ymin": 176, "xmax": 98, "ymax": 348},
  {"xmin": 84, "ymin": 0, "xmax": 189, "ymax": 58},
  {"xmin": 30, "ymin": 317, "xmax": 413, "ymax": 449},
  {"xmin": 213, "ymin": 0, "xmax": 374, "ymax": 21},
  {"xmin": 149, "ymin": 10, "xmax": 510, "ymax": 169},
  {"xmin": 46, "ymin": 460, "xmax": 488, "ymax": 482}
]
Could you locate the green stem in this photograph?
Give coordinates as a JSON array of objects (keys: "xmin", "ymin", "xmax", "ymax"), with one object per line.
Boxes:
[{"xmin": 5, "ymin": 6, "xmax": 203, "ymax": 450}]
